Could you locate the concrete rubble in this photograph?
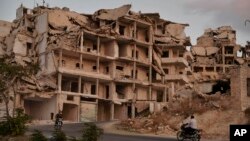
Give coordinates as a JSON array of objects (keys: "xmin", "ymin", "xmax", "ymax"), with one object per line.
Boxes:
[{"xmin": 0, "ymin": 4, "xmax": 250, "ymax": 127}]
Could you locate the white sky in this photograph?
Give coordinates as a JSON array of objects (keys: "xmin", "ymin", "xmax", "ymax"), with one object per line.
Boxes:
[{"xmin": 0, "ymin": 0, "xmax": 249, "ymax": 46}]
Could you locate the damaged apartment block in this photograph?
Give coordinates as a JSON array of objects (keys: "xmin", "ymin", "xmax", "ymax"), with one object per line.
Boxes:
[
  {"xmin": 3, "ymin": 4, "xmax": 248, "ymax": 122},
  {"xmin": 190, "ymin": 26, "xmax": 242, "ymax": 95},
  {"xmin": 1, "ymin": 4, "xmax": 190, "ymax": 122}
]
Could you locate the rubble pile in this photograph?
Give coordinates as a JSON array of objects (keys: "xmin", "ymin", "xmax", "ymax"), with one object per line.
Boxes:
[
  {"xmin": 118, "ymin": 93, "xmax": 238, "ymax": 138},
  {"xmin": 118, "ymin": 112, "xmax": 178, "ymax": 135}
]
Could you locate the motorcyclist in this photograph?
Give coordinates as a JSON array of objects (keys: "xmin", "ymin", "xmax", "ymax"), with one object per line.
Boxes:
[
  {"xmin": 184, "ymin": 115, "xmax": 197, "ymax": 134},
  {"xmin": 55, "ymin": 110, "xmax": 63, "ymax": 127}
]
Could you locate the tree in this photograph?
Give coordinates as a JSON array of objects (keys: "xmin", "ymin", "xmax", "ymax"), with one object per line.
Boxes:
[
  {"xmin": 0, "ymin": 55, "xmax": 39, "ymax": 119},
  {"xmin": 81, "ymin": 123, "xmax": 103, "ymax": 141}
]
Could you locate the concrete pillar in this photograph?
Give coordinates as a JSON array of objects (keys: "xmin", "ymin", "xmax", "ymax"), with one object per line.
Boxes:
[
  {"xmin": 96, "ymin": 79, "xmax": 99, "ymax": 96},
  {"xmin": 59, "ymin": 49, "xmax": 62, "ymax": 67},
  {"xmin": 164, "ymin": 86, "xmax": 167, "ymax": 102},
  {"xmin": 78, "ymin": 76, "xmax": 81, "ymax": 93},
  {"xmin": 133, "ymin": 22, "xmax": 137, "ymax": 38},
  {"xmin": 110, "ymin": 61, "xmax": 116, "ymax": 78},
  {"xmin": 97, "ymin": 36, "xmax": 100, "ymax": 54},
  {"xmin": 149, "ymin": 26, "xmax": 153, "ymax": 43},
  {"xmin": 110, "ymin": 102, "xmax": 114, "ymax": 120},
  {"xmin": 97, "ymin": 36, "xmax": 100, "ymax": 73},
  {"xmin": 115, "ymin": 20, "xmax": 119, "ymax": 34},
  {"xmin": 80, "ymin": 31, "xmax": 83, "ymax": 51},
  {"xmin": 58, "ymin": 73, "xmax": 62, "ymax": 92},
  {"xmin": 109, "ymin": 82, "xmax": 115, "ymax": 120},
  {"xmin": 131, "ymin": 103, "xmax": 135, "ymax": 119},
  {"xmin": 222, "ymin": 46, "xmax": 225, "ymax": 73},
  {"xmin": 170, "ymin": 82, "xmax": 175, "ymax": 101}
]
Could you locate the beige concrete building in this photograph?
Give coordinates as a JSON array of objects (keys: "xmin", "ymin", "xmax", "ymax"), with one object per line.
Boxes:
[
  {"xmin": 231, "ymin": 64, "xmax": 250, "ymax": 111},
  {"xmin": 191, "ymin": 26, "xmax": 241, "ymax": 74},
  {"xmin": 1, "ymin": 5, "xmax": 193, "ymax": 122},
  {"xmin": 143, "ymin": 14, "xmax": 194, "ymax": 98},
  {"xmin": 190, "ymin": 26, "xmax": 242, "ymax": 94}
]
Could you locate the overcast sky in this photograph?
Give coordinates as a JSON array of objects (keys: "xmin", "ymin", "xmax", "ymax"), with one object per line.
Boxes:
[{"xmin": 0, "ymin": 0, "xmax": 249, "ymax": 46}]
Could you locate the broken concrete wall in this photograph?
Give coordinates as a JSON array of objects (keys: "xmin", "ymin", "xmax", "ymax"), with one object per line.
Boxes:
[
  {"xmin": 24, "ymin": 95, "xmax": 57, "ymax": 120},
  {"xmin": 35, "ymin": 13, "xmax": 48, "ymax": 71},
  {"xmin": 136, "ymin": 86, "xmax": 148, "ymax": 101},
  {"xmin": 136, "ymin": 27, "xmax": 149, "ymax": 42},
  {"xmin": 61, "ymin": 94, "xmax": 80, "ymax": 105},
  {"xmin": 165, "ymin": 23, "xmax": 186, "ymax": 40},
  {"xmin": 136, "ymin": 45, "xmax": 149, "ymax": 62},
  {"xmin": 103, "ymin": 40, "xmax": 118, "ymax": 57},
  {"xmin": 81, "ymin": 81, "xmax": 96, "ymax": 94},
  {"xmin": 46, "ymin": 52, "xmax": 57, "ymax": 74},
  {"xmin": 136, "ymin": 101, "xmax": 149, "ymax": 113},
  {"xmin": 194, "ymin": 56, "xmax": 216, "ymax": 65},
  {"xmin": 115, "ymin": 62, "xmax": 133, "ymax": 79},
  {"xmin": 12, "ymin": 34, "xmax": 30, "ymax": 56},
  {"xmin": 137, "ymin": 66, "xmax": 149, "ymax": 82},
  {"xmin": 98, "ymin": 83, "xmax": 110, "ymax": 99},
  {"xmin": 98, "ymin": 101, "xmax": 110, "ymax": 121},
  {"xmin": 93, "ymin": 4, "xmax": 131, "ymax": 21},
  {"xmin": 114, "ymin": 104, "xmax": 127, "ymax": 120},
  {"xmin": 82, "ymin": 59, "xmax": 97, "ymax": 72},
  {"xmin": 60, "ymin": 55, "xmax": 81, "ymax": 70},
  {"xmin": 80, "ymin": 102, "xmax": 97, "ymax": 122},
  {"xmin": 116, "ymin": 22, "xmax": 132, "ymax": 37},
  {"xmin": 231, "ymin": 64, "xmax": 250, "ymax": 111},
  {"xmin": 115, "ymin": 84, "xmax": 131, "ymax": 99},
  {"xmin": 63, "ymin": 103, "xmax": 78, "ymax": 121},
  {"xmin": 0, "ymin": 20, "xmax": 12, "ymax": 37},
  {"xmin": 83, "ymin": 39, "xmax": 96, "ymax": 52},
  {"xmin": 194, "ymin": 82, "xmax": 216, "ymax": 94},
  {"xmin": 197, "ymin": 36, "xmax": 215, "ymax": 47},
  {"xmin": 119, "ymin": 44, "xmax": 133, "ymax": 58},
  {"xmin": 99, "ymin": 62, "xmax": 111, "ymax": 75}
]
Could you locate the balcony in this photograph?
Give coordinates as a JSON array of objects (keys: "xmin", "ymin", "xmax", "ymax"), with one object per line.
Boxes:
[
  {"xmin": 58, "ymin": 67, "xmax": 112, "ymax": 81},
  {"xmin": 161, "ymin": 57, "xmax": 189, "ymax": 67}
]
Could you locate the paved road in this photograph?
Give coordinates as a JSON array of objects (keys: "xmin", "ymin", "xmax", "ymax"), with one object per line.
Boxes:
[
  {"xmin": 28, "ymin": 123, "xmax": 226, "ymax": 141},
  {"xmin": 28, "ymin": 123, "xmax": 177, "ymax": 141},
  {"xmin": 102, "ymin": 133, "xmax": 176, "ymax": 141}
]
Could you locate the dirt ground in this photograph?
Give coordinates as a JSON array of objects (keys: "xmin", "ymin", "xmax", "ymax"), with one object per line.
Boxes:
[{"xmin": 117, "ymin": 95, "xmax": 248, "ymax": 140}]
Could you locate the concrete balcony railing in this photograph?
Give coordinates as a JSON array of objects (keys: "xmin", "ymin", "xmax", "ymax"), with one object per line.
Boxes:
[
  {"xmin": 161, "ymin": 57, "xmax": 189, "ymax": 67},
  {"xmin": 58, "ymin": 67, "xmax": 112, "ymax": 80},
  {"xmin": 165, "ymin": 74, "xmax": 189, "ymax": 83}
]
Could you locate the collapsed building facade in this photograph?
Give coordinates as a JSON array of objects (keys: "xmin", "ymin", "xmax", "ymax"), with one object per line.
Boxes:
[
  {"xmin": 190, "ymin": 26, "xmax": 242, "ymax": 94},
  {"xmin": 230, "ymin": 41, "xmax": 250, "ymax": 111},
  {"xmin": 144, "ymin": 14, "xmax": 193, "ymax": 99},
  {"xmin": 2, "ymin": 4, "xmax": 249, "ymax": 122},
  {"xmin": 0, "ymin": 5, "xmax": 195, "ymax": 122}
]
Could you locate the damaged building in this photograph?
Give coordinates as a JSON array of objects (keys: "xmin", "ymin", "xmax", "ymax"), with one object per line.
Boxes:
[
  {"xmin": 143, "ymin": 13, "xmax": 194, "ymax": 99},
  {"xmin": 0, "ymin": 4, "xmax": 193, "ymax": 122},
  {"xmin": 190, "ymin": 26, "xmax": 242, "ymax": 94},
  {"xmin": 4, "ymin": 4, "xmax": 248, "ymax": 122}
]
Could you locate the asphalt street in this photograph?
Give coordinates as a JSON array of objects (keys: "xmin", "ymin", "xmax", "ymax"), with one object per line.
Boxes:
[
  {"xmin": 28, "ymin": 122, "xmax": 177, "ymax": 141},
  {"xmin": 28, "ymin": 122, "xmax": 227, "ymax": 141}
]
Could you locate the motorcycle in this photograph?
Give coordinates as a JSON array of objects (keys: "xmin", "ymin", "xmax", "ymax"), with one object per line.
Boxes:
[
  {"xmin": 54, "ymin": 117, "xmax": 63, "ymax": 130},
  {"xmin": 177, "ymin": 124, "xmax": 201, "ymax": 141}
]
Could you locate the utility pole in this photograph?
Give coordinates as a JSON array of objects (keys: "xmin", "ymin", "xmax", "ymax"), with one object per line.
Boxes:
[
  {"xmin": 42, "ymin": 0, "xmax": 45, "ymax": 6},
  {"xmin": 245, "ymin": 19, "xmax": 250, "ymax": 26}
]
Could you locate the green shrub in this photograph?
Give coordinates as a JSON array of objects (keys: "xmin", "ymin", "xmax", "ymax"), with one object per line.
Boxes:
[
  {"xmin": 31, "ymin": 130, "xmax": 47, "ymax": 141},
  {"xmin": 81, "ymin": 123, "xmax": 103, "ymax": 141},
  {"xmin": 51, "ymin": 130, "xmax": 67, "ymax": 141},
  {"xmin": 0, "ymin": 108, "xmax": 30, "ymax": 136}
]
